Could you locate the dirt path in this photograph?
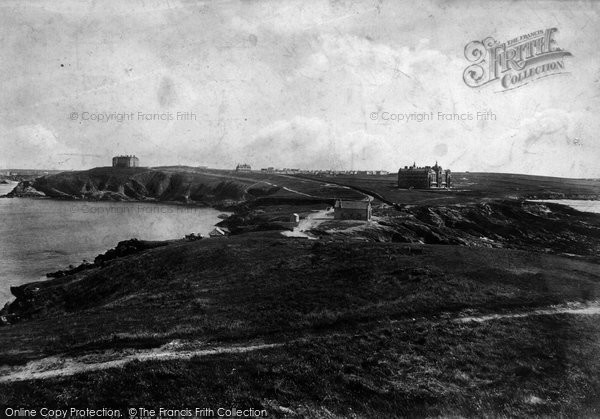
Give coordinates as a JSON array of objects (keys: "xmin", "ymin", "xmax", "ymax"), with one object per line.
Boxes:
[
  {"xmin": 456, "ymin": 301, "xmax": 600, "ymax": 323},
  {"xmin": 248, "ymin": 179, "xmax": 322, "ymax": 199},
  {"xmin": 0, "ymin": 342, "xmax": 281, "ymax": 383},
  {"xmin": 281, "ymin": 208, "xmax": 332, "ymax": 238},
  {"xmin": 290, "ymin": 174, "xmax": 389, "ymax": 205},
  {"xmin": 281, "ymin": 186, "xmax": 315, "ymax": 197},
  {"xmin": 5, "ymin": 301, "xmax": 600, "ymax": 383},
  {"xmin": 278, "ymin": 174, "xmax": 373, "ymax": 201}
]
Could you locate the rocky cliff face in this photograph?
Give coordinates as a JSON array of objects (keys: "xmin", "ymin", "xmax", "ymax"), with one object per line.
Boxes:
[
  {"xmin": 4, "ymin": 181, "xmax": 46, "ymax": 197},
  {"xmin": 310, "ymin": 200, "xmax": 600, "ymax": 258},
  {"xmin": 5, "ymin": 167, "xmax": 253, "ymax": 205}
]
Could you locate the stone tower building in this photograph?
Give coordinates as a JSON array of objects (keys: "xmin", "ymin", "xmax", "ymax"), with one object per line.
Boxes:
[{"xmin": 112, "ymin": 155, "xmax": 139, "ymax": 168}]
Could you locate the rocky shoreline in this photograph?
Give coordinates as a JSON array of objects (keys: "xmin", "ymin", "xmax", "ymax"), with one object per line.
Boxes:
[
  {"xmin": 1, "ymin": 239, "xmax": 172, "ymax": 325},
  {"xmin": 2, "ymin": 197, "xmax": 600, "ymax": 326}
]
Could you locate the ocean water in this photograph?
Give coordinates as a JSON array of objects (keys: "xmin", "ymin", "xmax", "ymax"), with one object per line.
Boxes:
[
  {"xmin": 0, "ymin": 182, "xmax": 226, "ymax": 306},
  {"xmin": 528, "ymin": 199, "xmax": 600, "ymax": 214}
]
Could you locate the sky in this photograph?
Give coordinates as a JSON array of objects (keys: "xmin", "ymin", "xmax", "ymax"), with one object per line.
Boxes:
[{"xmin": 0, "ymin": 0, "xmax": 599, "ymax": 177}]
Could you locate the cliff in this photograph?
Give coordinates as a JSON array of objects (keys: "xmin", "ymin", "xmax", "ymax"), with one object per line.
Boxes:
[
  {"xmin": 4, "ymin": 167, "xmax": 269, "ymax": 205},
  {"xmin": 3, "ymin": 182, "xmax": 45, "ymax": 197}
]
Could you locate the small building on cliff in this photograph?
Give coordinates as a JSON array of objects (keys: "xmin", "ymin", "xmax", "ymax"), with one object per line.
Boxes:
[
  {"xmin": 334, "ymin": 199, "xmax": 372, "ymax": 221},
  {"xmin": 397, "ymin": 162, "xmax": 451, "ymax": 189},
  {"xmin": 209, "ymin": 227, "xmax": 230, "ymax": 237},
  {"xmin": 112, "ymin": 155, "xmax": 139, "ymax": 168}
]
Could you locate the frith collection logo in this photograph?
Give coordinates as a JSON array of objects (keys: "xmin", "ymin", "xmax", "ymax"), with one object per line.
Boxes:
[{"xmin": 463, "ymin": 28, "xmax": 572, "ymax": 91}]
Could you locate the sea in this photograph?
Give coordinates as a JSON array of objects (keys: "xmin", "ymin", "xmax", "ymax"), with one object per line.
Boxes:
[
  {"xmin": 0, "ymin": 181, "xmax": 226, "ymax": 306},
  {"xmin": 528, "ymin": 199, "xmax": 600, "ymax": 214}
]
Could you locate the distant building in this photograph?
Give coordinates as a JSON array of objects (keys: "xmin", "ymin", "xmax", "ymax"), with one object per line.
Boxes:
[
  {"xmin": 260, "ymin": 167, "xmax": 275, "ymax": 173},
  {"xmin": 334, "ymin": 199, "xmax": 372, "ymax": 221},
  {"xmin": 236, "ymin": 163, "xmax": 251, "ymax": 172},
  {"xmin": 397, "ymin": 162, "xmax": 451, "ymax": 189},
  {"xmin": 112, "ymin": 155, "xmax": 139, "ymax": 168}
]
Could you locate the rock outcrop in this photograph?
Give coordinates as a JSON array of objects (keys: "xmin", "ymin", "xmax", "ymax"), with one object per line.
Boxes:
[{"xmin": 4, "ymin": 181, "xmax": 45, "ymax": 197}]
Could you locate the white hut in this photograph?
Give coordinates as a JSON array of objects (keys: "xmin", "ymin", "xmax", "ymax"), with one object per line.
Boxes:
[
  {"xmin": 290, "ymin": 213, "xmax": 300, "ymax": 226},
  {"xmin": 209, "ymin": 227, "xmax": 228, "ymax": 237}
]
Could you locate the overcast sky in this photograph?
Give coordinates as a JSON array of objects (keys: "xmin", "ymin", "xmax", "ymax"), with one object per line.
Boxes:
[{"xmin": 1, "ymin": 0, "xmax": 599, "ymax": 177}]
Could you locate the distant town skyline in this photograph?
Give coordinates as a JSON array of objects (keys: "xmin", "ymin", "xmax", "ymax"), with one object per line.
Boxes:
[{"xmin": 1, "ymin": 0, "xmax": 599, "ymax": 177}]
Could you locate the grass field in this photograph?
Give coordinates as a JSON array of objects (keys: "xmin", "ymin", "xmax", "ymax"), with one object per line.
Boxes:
[
  {"xmin": 1, "ymin": 235, "xmax": 599, "ymax": 416},
  {"xmin": 4, "ymin": 314, "xmax": 599, "ymax": 417}
]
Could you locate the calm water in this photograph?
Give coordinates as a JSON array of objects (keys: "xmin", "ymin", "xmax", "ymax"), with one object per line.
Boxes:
[
  {"xmin": 528, "ymin": 199, "xmax": 600, "ymax": 214},
  {"xmin": 0, "ymin": 181, "xmax": 226, "ymax": 305}
]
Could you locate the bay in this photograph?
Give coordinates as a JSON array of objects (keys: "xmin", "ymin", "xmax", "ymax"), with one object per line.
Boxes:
[{"xmin": 0, "ymin": 182, "xmax": 225, "ymax": 305}]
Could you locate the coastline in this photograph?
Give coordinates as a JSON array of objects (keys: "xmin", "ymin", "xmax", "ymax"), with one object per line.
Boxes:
[
  {"xmin": 0, "ymin": 196, "xmax": 232, "ymax": 309},
  {"xmin": 527, "ymin": 199, "xmax": 600, "ymax": 214},
  {"xmin": 3, "ymin": 188, "xmax": 600, "ymax": 325}
]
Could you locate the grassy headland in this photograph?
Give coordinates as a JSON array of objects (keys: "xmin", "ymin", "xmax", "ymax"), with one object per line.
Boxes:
[{"xmin": 1, "ymin": 168, "xmax": 600, "ymax": 416}]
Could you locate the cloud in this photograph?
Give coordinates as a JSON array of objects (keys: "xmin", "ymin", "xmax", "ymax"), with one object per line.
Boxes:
[
  {"xmin": 229, "ymin": 0, "xmax": 360, "ymax": 35},
  {"xmin": 242, "ymin": 117, "xmax": 336, "ymax": 169},
  {"xmin": 468, "ymin": 109, "xmax": 599, "ymax": 177},
  {"xmin": 0, "ymin": 124, "xmax": 77, "ymax": 168},
  {"xmin": 243, "ymin": 118, "xmax": 399, "ymax": 171},
  {"xmin": 336, "ymin": 130, "xmax": 398, "ymax": 170},
  {"xmin": 1, "ymin": 0, "xmax": 598, "ymax": 178}
]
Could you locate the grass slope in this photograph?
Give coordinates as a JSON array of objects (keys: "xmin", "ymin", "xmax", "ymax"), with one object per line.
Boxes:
[{"xmin": 1, "ymin": 236, "xmax": 599, "ymax": 416}]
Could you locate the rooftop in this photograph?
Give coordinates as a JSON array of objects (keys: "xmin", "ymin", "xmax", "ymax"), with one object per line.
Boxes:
[{"xmin": 335, "ymin": 199, "xmax": 371, "ymax": 209}]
